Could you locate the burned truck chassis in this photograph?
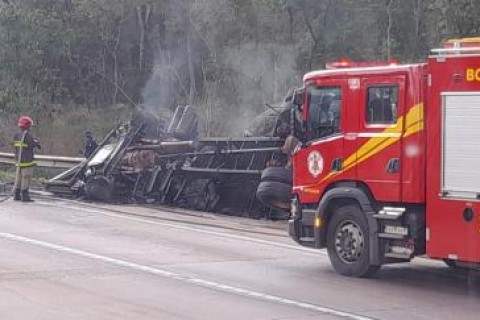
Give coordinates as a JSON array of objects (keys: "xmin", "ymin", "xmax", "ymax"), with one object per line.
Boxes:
[{"xmin": 46, "ymin": 121, "xmax": 287, "ymax": 219}]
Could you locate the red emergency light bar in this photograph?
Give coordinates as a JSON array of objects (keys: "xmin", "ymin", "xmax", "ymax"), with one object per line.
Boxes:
[{"xmin": 325, "ymin": 58, "xmax": 398, "ymax": 69}]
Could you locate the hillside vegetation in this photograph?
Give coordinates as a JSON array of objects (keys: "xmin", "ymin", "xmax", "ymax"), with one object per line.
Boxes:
[{"xmin": 0, "ymin": 0, "xmax": 479, "ymax": 155}]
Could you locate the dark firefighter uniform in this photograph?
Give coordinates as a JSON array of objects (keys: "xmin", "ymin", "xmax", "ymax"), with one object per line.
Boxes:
[
  {"xmin": 12, "ymin": 116, "xmax": 40, "ymax": 202},
  {"xmin": 84, "ymin": 130, "xmax": 98, "ymax": 158}
]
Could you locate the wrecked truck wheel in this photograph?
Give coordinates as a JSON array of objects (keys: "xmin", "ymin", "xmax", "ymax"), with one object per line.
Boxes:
[
  {"xmin": 205, "ymin": 180, "xmax": 220, "ymax": 212},
  {"xmin": 85, "ymin": 176, "xmax": 115, "ymax": 203},
  {"xmin": 256, "ymin": 181, "xmax": 291, "ymax": 210},
  {"xmin": 260, "ymin": 167, "xmax": 292, "ymax": 185},
  {"xmin": 326, "ymin": 205, "xmax": 380, "ymax": 278},
  {"xmin": 184, "ymin": 178, "xmax": 219, "ymax": 212}
]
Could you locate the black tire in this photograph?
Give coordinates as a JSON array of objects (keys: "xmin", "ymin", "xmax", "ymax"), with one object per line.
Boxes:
[
  {"xmin": 256, "ymin": 181, "xmax": 291, "ymax": 210},
  {"xmin": 326, "ymin": 204, "xmax": 380, "ymax": 277},
  {"xmin": 184, "ymin": 178, "xmax": 219, "ymax": 212},
  {"xmin": 261, "ymin": 167, "xmax": 292, "ymax": 185},
  {"xmin": 85, "ymin": 176, "xmax": 115, "ymax": 203},
  {"xmin": 269, "ymin": 208, "xmax": 290, "ymax": 221},
  {"xmin": 444, "ymin": 259, "xmax": 456, "ymax": 268},
  {"xmin": 443, "ymin": 259, "xmax": 467, "ymax": 269}
]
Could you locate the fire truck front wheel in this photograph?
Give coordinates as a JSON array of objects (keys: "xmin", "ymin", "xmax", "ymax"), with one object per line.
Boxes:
[{"xmin": 326, "ymin": 204, "xmax": 380, "ymax": 278}]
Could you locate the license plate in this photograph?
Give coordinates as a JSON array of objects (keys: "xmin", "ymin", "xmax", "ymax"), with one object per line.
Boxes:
[{"xmin": 385, "ymin": 225, "xmax": 408, "ymax": 235}]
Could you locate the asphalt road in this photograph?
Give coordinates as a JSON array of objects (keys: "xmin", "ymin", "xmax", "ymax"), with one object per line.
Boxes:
[{"xmin": 0, "ymin": 197, "xmax": 479, "ymax": 320}]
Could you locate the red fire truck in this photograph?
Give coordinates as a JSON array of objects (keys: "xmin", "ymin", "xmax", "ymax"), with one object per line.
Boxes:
[{"xmin": 288, "ymin": 37, "xmax": 480, "ymax": 277}]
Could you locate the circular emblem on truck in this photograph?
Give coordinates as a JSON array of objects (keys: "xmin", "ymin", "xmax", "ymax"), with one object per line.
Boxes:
[{"xmin": 307, "ymin": 151, "xmax": 324, "ymax": 178}]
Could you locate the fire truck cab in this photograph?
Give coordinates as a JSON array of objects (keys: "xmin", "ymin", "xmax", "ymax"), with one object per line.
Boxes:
[{"xmin": 289, "ymin": 38, "xmax": 480, "ymax": 277}]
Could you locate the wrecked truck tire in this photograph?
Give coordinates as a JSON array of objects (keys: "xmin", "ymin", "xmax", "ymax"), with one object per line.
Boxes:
[
  {"xmin": 85, "ymin": 176, "xmax": 115, "ymax": 203},
  {"xmin": 260, "ymin": 167, "xmax": 292, "ymax": 185},
  {"xmin": 256, "ymin": 181, "xmax": 292, "ymax": 210},
  {"xmin": 185, "ymin": 179, "xmax": 220, "ymax": 212}
]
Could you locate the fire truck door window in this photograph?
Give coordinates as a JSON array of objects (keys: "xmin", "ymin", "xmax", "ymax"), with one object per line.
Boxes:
[
  {"xmin": 366, "ymin": 85, "xmax": 398, "ymax": 125},
  {"xmin": 307, "ymin": 87, "xmax": 341, "ymax": 141}
]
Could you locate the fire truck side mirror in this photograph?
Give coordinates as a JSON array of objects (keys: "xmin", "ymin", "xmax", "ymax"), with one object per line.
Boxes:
[{"xmin": 293, "ymin": 88, "xmax": 305, "ymax": 110}]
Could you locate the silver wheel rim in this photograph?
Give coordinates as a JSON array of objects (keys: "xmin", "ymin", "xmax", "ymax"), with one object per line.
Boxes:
[{"xmin": 334, "ymin": 220, "xmax": 365, "ymax": 264}]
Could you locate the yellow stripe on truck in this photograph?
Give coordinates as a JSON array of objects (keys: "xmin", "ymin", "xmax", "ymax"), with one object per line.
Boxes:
[{"xmin": 318, "ymin": 103, "xmax": 424, "ymax": 184}]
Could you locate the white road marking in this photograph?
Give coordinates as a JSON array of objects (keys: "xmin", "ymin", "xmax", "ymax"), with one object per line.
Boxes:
[
  {"xmin": 0, "ymin": 232, "xmax": 373, "ymax": 320},
  {"xmin": 39, "ymin": 201, "xmax": 327, "ymax": 255}
]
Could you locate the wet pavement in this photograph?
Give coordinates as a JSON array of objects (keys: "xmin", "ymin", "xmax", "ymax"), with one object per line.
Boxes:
[{"xmin": 0, "ymin": 197, "xmax": 479, "ymax": 320}]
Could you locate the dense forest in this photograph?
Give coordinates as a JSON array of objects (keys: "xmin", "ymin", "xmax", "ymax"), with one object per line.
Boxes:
[{"xmin": 0, "ymin": 0, "xmax": 479, "ymax": 154}]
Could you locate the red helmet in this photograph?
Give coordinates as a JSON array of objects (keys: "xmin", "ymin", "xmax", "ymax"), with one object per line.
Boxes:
[{"xmin": 18, "ymin": 116, "xmax": 34, "ymax": 129}]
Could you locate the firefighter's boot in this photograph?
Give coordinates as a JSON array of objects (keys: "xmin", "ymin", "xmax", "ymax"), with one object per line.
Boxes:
[
  {"xmin": 21, "ymin": 190, "xmax": 34, "ymax": 202},
  {"xmin": 13, "ymin": 189, "xmax": 21, "ymax": 201}
]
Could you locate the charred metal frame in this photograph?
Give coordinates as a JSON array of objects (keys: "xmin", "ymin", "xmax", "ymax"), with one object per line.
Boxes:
[{"xmin": 46, "ymin": 121, "xmax": 285, "ymax": 219}]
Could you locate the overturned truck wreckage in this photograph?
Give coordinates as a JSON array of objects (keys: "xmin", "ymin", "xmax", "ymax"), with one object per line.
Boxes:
[{"xmin": 46, "ymin": 105, "xmax": 297, "ymax": 219}]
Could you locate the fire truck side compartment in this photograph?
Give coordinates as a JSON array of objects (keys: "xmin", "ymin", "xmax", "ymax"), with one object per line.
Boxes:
[{"xmin": 426, "ymin": 54, "xmax": 480, "ymax": 262}]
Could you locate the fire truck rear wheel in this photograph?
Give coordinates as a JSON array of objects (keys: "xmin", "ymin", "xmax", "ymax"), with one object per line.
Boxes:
[{"xmin": 326, "ymin": 204, "xmax": 380, "ymax": 278}]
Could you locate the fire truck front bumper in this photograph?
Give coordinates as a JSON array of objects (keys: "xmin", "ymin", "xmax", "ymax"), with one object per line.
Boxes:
[{"xmin": 288, "ymin": 203, "xmax": 320, "ymax": 248}]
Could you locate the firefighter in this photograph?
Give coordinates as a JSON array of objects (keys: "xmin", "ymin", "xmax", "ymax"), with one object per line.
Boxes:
[
  {"xmin": 273, "ymin": 90, "xmax": 295, "ymax": 137},
  {"xmin": 267, "ymin": 90, "xmax": 302, "ymax": 168},
  {"xmin": 12, "ymin": 116, "xmax": 41, "ymax": 202},
  {"xmin": 83, "ymin": 129, "xmax": 98, "ymax": 158},
  {"xmin": 279, "ymin": 126, "xmax": 300, "ymax": 169}
]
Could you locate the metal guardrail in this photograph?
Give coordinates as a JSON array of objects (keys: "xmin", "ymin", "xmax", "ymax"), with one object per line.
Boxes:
[{"xmin": 0, "ymin": 152, "xmax": 84, "ymax": 169}]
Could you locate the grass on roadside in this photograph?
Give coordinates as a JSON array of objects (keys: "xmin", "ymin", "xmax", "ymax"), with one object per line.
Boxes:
[{"xmin": 0, "ymin": 168, "xmax": 16, "ymax": 182}]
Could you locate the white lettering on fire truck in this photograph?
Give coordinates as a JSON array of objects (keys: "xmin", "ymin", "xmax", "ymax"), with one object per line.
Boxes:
[
  {"xmin": 307, "ymin": 151, "xmax": 324, "ymax": 178},
  {"xmin": 466, "ymin": 68, "xmax": 480, "ymax": 82}
]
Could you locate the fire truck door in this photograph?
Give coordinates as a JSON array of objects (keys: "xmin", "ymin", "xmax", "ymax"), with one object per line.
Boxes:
[
  {"xmin": 356, "ymin": 76, "xmax": 405, "ymax": 202},
  {"xmin": 293, "ymin": 80, "xmax": 346, "ymax": 204}
]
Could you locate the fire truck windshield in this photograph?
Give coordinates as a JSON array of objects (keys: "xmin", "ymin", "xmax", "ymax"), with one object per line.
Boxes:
[{"xmin": 307, "ymin": 86, "xmax": 341, "ymax": 141}]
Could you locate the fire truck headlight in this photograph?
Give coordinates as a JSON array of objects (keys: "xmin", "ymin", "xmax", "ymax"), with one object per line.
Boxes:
[{"xmin": 315, "ymin": 216, "xmax": 323, "ymax": 229}]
